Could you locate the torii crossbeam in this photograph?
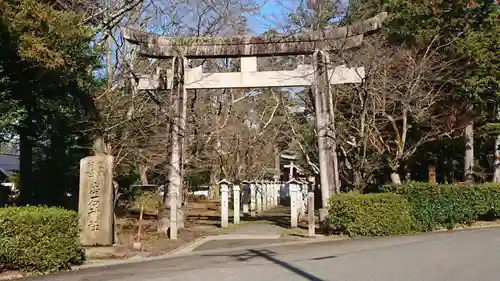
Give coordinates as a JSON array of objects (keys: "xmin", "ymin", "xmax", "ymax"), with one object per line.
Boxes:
[{"xmin": 123, "ymin": 13, "xmax": 387, "ymax": 58}]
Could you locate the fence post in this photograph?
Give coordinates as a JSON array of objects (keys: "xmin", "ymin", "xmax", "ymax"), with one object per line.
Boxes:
[
  {"xmin": 233, "ymin": 185, "xmax": 241, "ymax": 224},
  {"xmin": 219, "ymin": 179, "xmax": 230, "ymax": 228},
  {"xmin": 256, "ymin": 182, "xmax": 262, "ymax": 213},
  {"xmin": 262, "ymin": 182, "xmax": 268, "ymax": 211},
  {"xmin": 288, "ymin": 179, "xmax": 299, "ymax": 228},
  {"xmin": 250, "ymin": 182, "xmax": 256, "ymax": 216},
  {"xmin": 299, "ymin": 182, "xmax": 306, "ymax": 218},
  {"xmin": 308, "ymin": 192, "xmax": 315, "ymax": 237},
  {"xmin": 267, "ymin": 181, "xmax": 272, "ymax": 208},
  {"xmin": 242, "ymin": 181, "xmax": 250, "ymax": 215}
]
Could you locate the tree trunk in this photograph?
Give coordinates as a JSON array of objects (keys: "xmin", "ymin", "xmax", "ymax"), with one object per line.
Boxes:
[
  {"xmin": 93, "ymin": 137, "xmax": 108, "ymax": 155},
  {"xmin": 179, "ymin": 62, "xmax": 188, "ymax": 210},
  {"xmin": 494, "ymin": 134, "xmax": 500, "ymax": 183},
  {"xmin": 157, "ymin": 188, "xmax": 170, "ymax": 235},
  {"xmin": 326, "ymin": 87, "xmax": 340, "ymax": 194},
  {"xmin": 209, "ymin": 120, "xmax": 222, "ymax": 200},
  {"xmin": 312, "ymin": 52, "xmax": 332, "ymax": 212},
  {"xmin": 494, "ymin": 106, "xmax": 500, "ymax": 183},
  {"xmin": 209, "ymin": 166, "xmax": 219, "ymax": 200},
  {"xmin": 274, "ymin": 145, "xmax": 281, "ymax": 181},
  {"xmin": 332, "ymin": 145, "xmax": 341, "ymax": 193},
  {"xmin": 390, "ymin": 172, "xmax": 402, "ymax": 184},
  {"xmin": 464, "ymin": 117, "xmax": 474, "ymax": 182},
  {"xmin": 169, "ymin": 57, "xmax": 185, "ymax": 233},
  {"xmin": 18, "ymin": 126, "xmax": 33, "ymax": 205},
  {"xmin": 428, "ymin": 164, "xmax": 437, "ymax": 185},
  {"xmin": 139, "ymin": 164, "xmax": 148, "ymax": 185},
  {"xmin": 353, "ymin": 171, "xmax": 362, "ymax": 191},
  {"xmin": 113, "ymin": 181, "xmax": 119, "ymax": 244}
]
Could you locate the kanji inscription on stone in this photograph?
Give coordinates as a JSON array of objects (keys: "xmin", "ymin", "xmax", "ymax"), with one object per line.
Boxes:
[{"xmin": 78, "ymin": 155, "xmax": 114, "ymax": 246}]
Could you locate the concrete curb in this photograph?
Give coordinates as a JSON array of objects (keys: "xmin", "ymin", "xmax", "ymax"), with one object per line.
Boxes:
[
  {"xmin": 167, "ymin": 234, "xmax": 282, "ymax": 256},
  {"xmin": 164, "ymin": 236, "xmax": 211, "ymax": 256},
  {"xmin": 75, "ymin": 236, "xmax": 348, "ymax": 270}
]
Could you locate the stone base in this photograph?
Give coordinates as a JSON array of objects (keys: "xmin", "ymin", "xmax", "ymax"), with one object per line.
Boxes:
[
  {"xmin": 132, "ymin": 242, "xmax": 143, "ymax": 250},
  {"xmin": 157, "ymin": 207, "xmax": 185, "ymax": 236},
  {"xmin": 318, "ymin": 208, "xmax": 329, "ymax": 233},
  {"xmin": 318, "ymin": 208, "xmax": 328, "ymax": 222},
  {"xmin": 84, "ymin": 245, "xmax": 125, "ymax": 260},
  {"xmin": 177, "ymin": 208, "xmax": 185, "ymax": 229}
]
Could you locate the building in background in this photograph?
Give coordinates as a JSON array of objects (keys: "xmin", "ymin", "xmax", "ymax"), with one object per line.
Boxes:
[
  {"xmin": 0, "ymin": 154, "xmax": 19, "ymax": 205},
  {"xmin": 0, "ymin": 154, "xmax": 19, "ymax": 186},
  {"xmin": 280, "ymin": 153, "xmax": 306, "ymax": 182}
]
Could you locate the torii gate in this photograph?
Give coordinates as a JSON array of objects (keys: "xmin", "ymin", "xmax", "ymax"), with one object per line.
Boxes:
[{"xmin": 123, "ymin": 12, "xmax": 387, "ymax": 237}]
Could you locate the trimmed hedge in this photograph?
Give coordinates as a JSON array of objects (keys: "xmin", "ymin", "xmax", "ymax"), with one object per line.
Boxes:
[
  {"xmin": 382, "ymin": 182, "xmax": 500, "ymax": 232},
  {"xmin": 0, "ymin": 206, "xmax": 85, "ymax": 274},
  {"xmin": 327, "ymin": 193, "xmax": 414, "ymax": 236}
]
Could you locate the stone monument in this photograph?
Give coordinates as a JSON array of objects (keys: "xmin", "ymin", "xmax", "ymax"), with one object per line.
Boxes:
[{"xmin": 78, "ymin": 155, "xmax": 114, "ymax": 246}]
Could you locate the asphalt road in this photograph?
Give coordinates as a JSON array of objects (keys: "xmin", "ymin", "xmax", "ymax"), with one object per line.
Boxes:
[{"xmin": 27, "ymin": 227, "xmax": 500, "ymax": 281}]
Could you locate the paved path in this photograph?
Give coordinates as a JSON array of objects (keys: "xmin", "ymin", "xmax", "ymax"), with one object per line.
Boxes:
[
  {"xmin": 26, "ymin": 227, "xmax": 500, "ymax": 281},
  {"xmin": 228, "ymin": 222, "xmax": 286, "ymax": 236}
]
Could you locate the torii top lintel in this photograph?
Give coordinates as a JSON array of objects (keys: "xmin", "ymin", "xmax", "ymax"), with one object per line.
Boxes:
[{"xmin": 123, "ymin": 12, "xmax": 387, "ymax": 59}]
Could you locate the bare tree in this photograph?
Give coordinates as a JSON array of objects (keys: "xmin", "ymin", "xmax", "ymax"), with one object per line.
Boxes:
[{"xmin": 339, "ymin": 38, "xmax": 462, "ymax": 184}]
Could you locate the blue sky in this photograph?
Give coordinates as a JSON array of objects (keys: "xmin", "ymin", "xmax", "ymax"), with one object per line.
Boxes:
[
  {"xmin": 247, "ymin": 0, "xmax": 299, "ymax": 34},
  {"xmin": 247, "ymin": 0, "xmax": 350, "ymax": 34}
]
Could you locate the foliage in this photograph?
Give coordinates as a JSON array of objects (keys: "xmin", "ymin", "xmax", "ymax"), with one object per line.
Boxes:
[
  {"xmin": 382, "ymin": 182, "xmax": 500, "ymax": 231},
  {"xmin": 0, "ymin": 206, "xmax": 84, "ymax": 274},
  {"xmin": 2, "ymin": 0, "xmax": 96, "ymax": 69},
  {"xmin": 8, "ymin": 172, "xmax": 19, "ymax": 188},
  {"xmin": 383, "ymin": 0, "xmax": 500, "ymax": 136},
  {"xmin": 129, "ymin": 188, "xmax": 161, "ymax": 213},
  {"xmin": 327, "ymin": 193, "xmax": 414, "ymax": 236},
  {"xmin": 329, "ymin": 182, "xmax": 500, "ymax": 237},
  {"xmin": 332, "ymin": 0, "xmax": 500, "ymax": 185},
  {"xmin": 0, "ymin": 0, "xmax": 100, "ymax": 206}
]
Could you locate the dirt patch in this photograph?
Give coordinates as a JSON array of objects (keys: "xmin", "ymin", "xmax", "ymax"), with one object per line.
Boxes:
[
  {"xmin": 470, "ymin": 220, "xmax": 500, "ymax": 228},
  {"xmin": 142, "ymin": 221, "xmax": 222, "ymax": 257},
  {"xmin": 0, "ymin": 271, "xmax": 23, "ymax": 281},
  {"xmin": 435, "ymin": 219, "xmax": 500, "ymax": 232},
  {"xmin": 86, "ymin": 207, "xmax": 227, "ymax": 261}
]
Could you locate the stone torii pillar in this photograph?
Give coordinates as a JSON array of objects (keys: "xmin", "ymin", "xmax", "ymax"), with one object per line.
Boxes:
[{"xmin": 167, "ymin": 56, "xmax": 188, "ymax": 239}]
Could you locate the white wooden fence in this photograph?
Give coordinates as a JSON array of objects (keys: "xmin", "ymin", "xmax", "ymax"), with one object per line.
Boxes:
[{"xmin": 218, "ymin": 179, "xmax": 313, "ymax": 229}]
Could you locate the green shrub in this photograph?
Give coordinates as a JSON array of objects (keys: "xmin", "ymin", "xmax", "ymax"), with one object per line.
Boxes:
[
  {"xmin": 0, "ymin": 206, "xmax": 85, "ymax": 274},
  {"xmin": 327, "ymin": 193, "xmax": 414, "ymax": 236},
  {"xmin": 382, "ymin": 182, "xmax": 500, "ymax": 231}
]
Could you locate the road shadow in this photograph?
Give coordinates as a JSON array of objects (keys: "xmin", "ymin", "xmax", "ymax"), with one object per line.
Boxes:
[
  {"xmin": 309, "ymin": 255, "xmax": 337, "ymax": 261},
  {"xmin": 204, "ymin": 249, "xmax": 327, "ymax": 281}
]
